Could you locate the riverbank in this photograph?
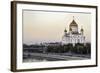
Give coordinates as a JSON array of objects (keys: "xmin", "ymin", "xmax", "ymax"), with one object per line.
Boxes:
[{"xmin": 23, "ymin": 52, "xmax": 90, "ymax": 62}]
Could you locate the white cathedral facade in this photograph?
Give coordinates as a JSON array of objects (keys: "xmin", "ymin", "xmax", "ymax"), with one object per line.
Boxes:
[{"xmin": 62, "ymin": 17, "xmax": 85, "ymax": 46}]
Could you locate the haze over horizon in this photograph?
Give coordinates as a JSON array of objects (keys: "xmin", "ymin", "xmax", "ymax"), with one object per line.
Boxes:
[{"xmin": 23, "ymin": 10, "xmax": 91, "ymax": 45}]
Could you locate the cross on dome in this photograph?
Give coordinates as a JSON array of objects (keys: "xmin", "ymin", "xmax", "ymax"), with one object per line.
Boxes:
[{"xmin": 73, "ymin": 16, "xmax": 74, "ymax": 19}]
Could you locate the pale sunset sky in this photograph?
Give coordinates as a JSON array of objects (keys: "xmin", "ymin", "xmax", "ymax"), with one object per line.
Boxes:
[{"xmin": 23, "ymin": 10, "xmax": 91, "ymax": 44}]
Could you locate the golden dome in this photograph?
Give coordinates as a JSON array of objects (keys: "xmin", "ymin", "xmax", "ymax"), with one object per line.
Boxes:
[{"xmin": 70, "ymin": 19, "xmax": 78, "ymax": 27}]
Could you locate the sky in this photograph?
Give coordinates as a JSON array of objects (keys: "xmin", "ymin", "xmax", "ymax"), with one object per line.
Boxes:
[{"xmin": 23, "ymin": 10, "xmax": 91, "ymax": 44}]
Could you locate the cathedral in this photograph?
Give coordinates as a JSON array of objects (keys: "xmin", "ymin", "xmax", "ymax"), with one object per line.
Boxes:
[{"xmin": 62, "ymin": 16, "xmax": 85, "ymax": 46}]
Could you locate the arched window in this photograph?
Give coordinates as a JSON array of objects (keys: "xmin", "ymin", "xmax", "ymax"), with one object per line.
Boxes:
[{"xmin": 78, "ymin": 39, "xmax": 80, "ymax": 43}]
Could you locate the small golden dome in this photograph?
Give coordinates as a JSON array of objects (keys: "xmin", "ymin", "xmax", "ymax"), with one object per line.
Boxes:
[
  {"xmin": 69, "ymin": 28, "xmax": 72, "ymax": 31},
  {"xmin": 64, "ymin": 28, "xmax": 67, "ymax": 32},
  {"xmin": 81, "ymin": 28, "xmax": 84, "ymax": 31}
]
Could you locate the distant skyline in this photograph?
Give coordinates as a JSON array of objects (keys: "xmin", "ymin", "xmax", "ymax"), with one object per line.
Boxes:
[{"xmin": 23, "ymin": 10, "xmax": 91, "ymax": 44}]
